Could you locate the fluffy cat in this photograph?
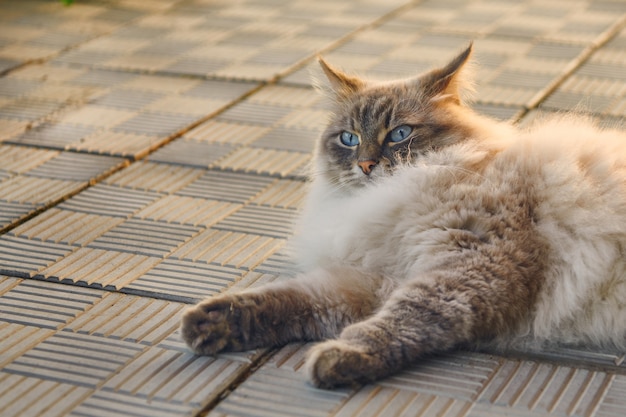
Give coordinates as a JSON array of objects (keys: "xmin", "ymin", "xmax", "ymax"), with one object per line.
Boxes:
[{"xmin": 181, "ymin": 43, "xmax": 626, "ymax": 388}]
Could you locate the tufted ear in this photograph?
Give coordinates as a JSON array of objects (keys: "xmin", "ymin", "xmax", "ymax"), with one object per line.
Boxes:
[
  {"xmin": 318, "ymin": 57, "xmax": 366, "ymax": 98},
  {"xmin": 417, "ymin": 42, "xmax": 474, "ymax": 104}
]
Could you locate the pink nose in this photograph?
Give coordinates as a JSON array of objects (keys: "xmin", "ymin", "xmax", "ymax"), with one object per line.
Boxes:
[{"xmin": 358, "ymin": 160, "xmax": 377, "ymax": 175}]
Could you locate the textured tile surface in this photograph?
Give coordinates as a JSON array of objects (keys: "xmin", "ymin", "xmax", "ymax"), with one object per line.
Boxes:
[{"xmin": 1, "ymin": 0, "xmax": 626, "ymax": 416}]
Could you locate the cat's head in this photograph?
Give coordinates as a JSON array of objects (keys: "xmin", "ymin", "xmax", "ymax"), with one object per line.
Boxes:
[{"xmin": 315, "ymin": 43, "xmax": 477, "ymax": 190}]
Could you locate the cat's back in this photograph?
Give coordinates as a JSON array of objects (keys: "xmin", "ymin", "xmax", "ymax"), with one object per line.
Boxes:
[{"xmin": 503, "ymin": 115, "xmax": 626, "ymax": 348}]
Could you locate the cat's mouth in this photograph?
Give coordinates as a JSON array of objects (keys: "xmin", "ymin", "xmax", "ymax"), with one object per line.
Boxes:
[{"xmin": 343, "ymin": 165, "xmax": 392, "ymax": 189}]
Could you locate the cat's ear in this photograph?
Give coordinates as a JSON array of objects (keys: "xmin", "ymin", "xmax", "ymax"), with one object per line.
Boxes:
[
  {"xmin": 417, "ymin": 42, "xmax": 474, "ymax": 104},
  {"xmin": 317, "ymin": 57, "xmax": 366, "ymax": 97}
]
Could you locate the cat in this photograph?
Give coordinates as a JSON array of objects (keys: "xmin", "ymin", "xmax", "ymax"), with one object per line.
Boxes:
[{"xmin": 181, "ymin": 43, "xmax": 626, "ymax": 389}]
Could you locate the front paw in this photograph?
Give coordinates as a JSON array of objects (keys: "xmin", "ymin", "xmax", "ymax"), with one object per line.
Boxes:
[
  {"xmin": 180, "ymin": 295, "xmax": 241, "ymax": 355},
  {"xmin": 305, "ymin": 340, "xmax": 375, "ymax": 389}
]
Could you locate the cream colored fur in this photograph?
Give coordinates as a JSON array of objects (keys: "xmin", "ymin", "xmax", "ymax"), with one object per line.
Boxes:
[{"xmin": 293, "ymin": 112, "xmax": 626, "ymax": 350}]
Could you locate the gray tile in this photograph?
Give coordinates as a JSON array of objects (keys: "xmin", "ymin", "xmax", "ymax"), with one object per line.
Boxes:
[
  {"xmin": 69, "ymin": 390, "xmax": 191, "ymax": 417},
  {"xmin": 58, "ymin": 184, "xmax": 163, "ymax": 218},
  {"xmin": 0, "ymin": 235, "xmax": 75, "ymax": 278},
  {"xmin": 183, "ymin": 80, "xmax": 259, "ymax": 101},
  {"xmin": 93, "ymin": 90, "xmax": 164, "ymax": 110},
  {"xmin": 213, "ymin": 204, "xmax": 297, "ymax": 239},
  {"xmin": 8, "ymin": 123, "xmax": 96, "ymax": 149},
  {"xmin": 148, "ymin": 140, "xmax": 235, "ymax": 168},
  {"xmin": 0, "ymin": 201, "xmax": 36, "ymax": 230},
  {"xmin": 113, "ymin": 112, "xmax": 198, "ymax": 136},
  {"xmin": 0, "ymin": 78, "xmax": 40, "ymax": 97},
  {"xmin": 26, "ymin": 152, "xmax": 126, "ymax": 182},
  {"xmin": 176, "ymin": 170, "xmax": 275, "ymax": 203},
  {"xmin": 217, "ymin": 102, "xmax": 293, "ymax": 125},
  {"xmin": 88, "ymin": 218, "xmax": 202, "ymax": 258},
  {"xmin": 251, "ymin": 126, "xmax": 318, "ymax": 153},
  {"xmin": 125, "ymin": 258, "xmax": 246, "ymax": 301},
  {"xmin": 0, "ymin": 279, "xmax": 103, "ymax": 329},
  {"xmin": 3, "ymin": 330, "xmax": 143, "ymax": 388},
  {"xmin": 0, "ymin": 99, "xmax": 63, "ymax": 122}
]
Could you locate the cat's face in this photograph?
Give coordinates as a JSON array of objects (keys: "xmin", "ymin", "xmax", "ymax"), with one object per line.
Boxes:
[{"xmin": 316, "ymin": 44, "xmax": 475, "ymax": 190}]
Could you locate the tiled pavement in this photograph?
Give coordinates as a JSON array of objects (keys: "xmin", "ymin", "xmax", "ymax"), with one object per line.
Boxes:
[{"xmin": 1, "ymin": 0, "xmax": 626, "ymax": 416}]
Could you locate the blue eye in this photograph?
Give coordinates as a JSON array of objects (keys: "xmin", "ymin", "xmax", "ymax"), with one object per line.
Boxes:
[
  {"xmin": 340, "ymin": 131, "xmax": 359, "ymax": 147},
  {"xmin": 389, "ymin": 125, "xmax": 412, "ymax": 142}
]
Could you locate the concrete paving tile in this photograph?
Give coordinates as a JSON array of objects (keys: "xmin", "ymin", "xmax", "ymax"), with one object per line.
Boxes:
[
  {"xmin": 93, "ymin": 89, "xmax": 165, "ymax": 111},
  {"xmin": 541, "ymin": 90, "xmax": 616, "ymax": 113},
  {"xmin": 251, "ymin": 252, "xmax": 297, "ymax": 277},
  {"xmin": 0, "ymin": 201, "xmax": 36, "ymax": 231},
  {"xmin": 378, "ymin": 352, "xmax": 499, "ymax": 401},
  {"xmin": 112, "ymin": 111, "xmax": 199, "ymax": 137},
  {"xmin": 135, "ymin": 195, "xmax": 241, "ymax": 227},
  {"xmin": 175, "ymin": 170, "xmax": 276, "ymax": 203},
  {"xmin": 212, "ymin": 204, "xmax": 297, "ymax": 239},
  {"xmin": 68, "ymin": 130, "xmax": 161, "ymax": 159},
  {"xmin": 0, "ymin": 77, "xmax": 41, "ymax": 97},
  {"xmin": 0, "ymin": 98, "xmax": 65, "ymax": 122},
  {"xmin": 148, "ymin": 140, "xmax": 236, "ymax": 168},
  {"xmin": 68, "ymin": 389, "xmax": 193, "ymax": 417},
  {"xmin": 104, "ymin": 161, "xmax": 204, "ymax": 194},
  {"xmin": 57, "ymin": 105, "xmax": 135, "ymax": 127},
  {"xmin": 250, "ymin": 126, "xmax": 319, "ymax": 153},
  {"xmin": 3, "ymin": 330, "xmax": 144, "ymax": 388},
  {"xmin": 0, "ymin": 321, "xmax": 54, "ymax": 368},
  {"xmin": 475, "ymin": 86, "xmax": 537, "ymax": 108},
  {"xmin": 0, "ymin": 175, "xmax": 83, "ymax": 206},
  {"xmin": 0, "ymin": 144, "xmax": 59, "ymax": 173},
  {"xmin": 596, "ymin": 374, "xmax": 626, "ymax": 417},
  {"xmin": 477, "ymin": 360, "xmax": 614, "ymax": 416},
  {"xmin": 8, "ymin": 208, "xmax": 125, "ymax": 247},
  {"xmin": 251, "ymin": 178, "xmax": 308, "ymax": 209},
  {"xmin": 0, "ymin": 118, "xmax": 29, "ymax": 142},
  {"xmin": 97, "ymin": 347, "xmax": 256, "ymax": 416},
  {"xmin": 0, "ymin": 279, "xmax": 103, "ymax": 330},
  {"xmin": 182, "ymin": 121, "xmax": 271, "ymax": 146},
  {"xmin": 0, "ymin": 235, "xmax": 74, "ymax": 277},
  {"xmin": 25, "ymin": 152, "xmax": 126, "ymax": 182},
  {"xmin": 87, "ymin": 218, "xmax": 202, "ymax": 258},
  {"xmin": 210, "ymin": 344, "xmax": 351, "ymax": 417},
  {"xmin": 217, "ymin": 101, "xmax": 295, "ymax": 126},
  {"xmin": 471, "ymin": 103, "xmax": 523, "ymax": 121},
  {"xmin": 209, "ymin": 367, "xmax": 349, "ymax": 417},
  {"xmin": 126, "ymin": 258, "xmax": 246, "ymax": 301},
  {"xmin": 8, "ymin": 123, "xmax": 98, "ymax": 149},
  {"xmin": 36, "ymin": 247, "xmax": 162, "ymax": 290},
  {"xmin": 334, "ymin": 386, "xmax": 473, "ymax": 417},
  {"xmin": 0, "ymin": 57, "xmax": 19, "ymax": 73},
  {"xmin": 57, "ymin": 183, "xmax": 162, "ymax": 218},
  {"xmin": 0, "ymin": 373, "xmax": 92, "ymax": 417},
  {"xmin": 66, "ymin": 293, "xmax": 183, "ymax": 345},
  {"xmin": 71, "ymin": 68, "xmax": 139, "ymax": 88},
  {"xmin": 215, "ymin": 147, "xmax": 310, "ymax": 178},
  {"xmin": 170, "ymin": 228, "xmax": 285, "ymax": 271}
]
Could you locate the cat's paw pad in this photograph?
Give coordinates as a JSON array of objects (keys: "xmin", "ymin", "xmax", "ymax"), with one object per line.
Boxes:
[
  {"xmin": 305, "ymin": 340, "xmax": 373, "ymax": 389},
  {"xmin": 180, "ymin": 297, "xmax": 237, "ymax": 355}
]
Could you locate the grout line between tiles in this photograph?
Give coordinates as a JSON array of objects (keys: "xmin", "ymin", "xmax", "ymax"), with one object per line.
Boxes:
[
  {"xmin": 516, "ymin": 13, "xmax": 626, "ymax": 123},
  {"xmin": 0, "ymin": 0, "xmax": 186, "ymax": 78},
  {"xmin": 0, "ymin": 0, "xmax": 420, "ymax": 237},
  {"xmin": 273, "ymin": 0, "xmax": 425, "ymax": 85}
]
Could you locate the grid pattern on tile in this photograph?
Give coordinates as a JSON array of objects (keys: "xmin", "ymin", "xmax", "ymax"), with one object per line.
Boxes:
[
  {"xmin": 282, "ymin": 0, "xmax": 626, "ymax": 122},
  {"xmin": 2, "ymin": 1, "xmax": 626, "ymax": 417},
  {"xmin": 0, "ymin": 0, "xmax": 173, "ymax": 74},
  {"xmin": 50, "ymin": 0, "xmax": 411, "ymax": 81},
  {"xmin": 0, "ymin": 65, "xmax": 259, "ymax": 155},
  {"xmin": 0, "ymin": 275, "xmax": 261, "ymax": 417},
  {"xmin": 2, "ymin": 159, "xmax": 302, "ymax": 300}
]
